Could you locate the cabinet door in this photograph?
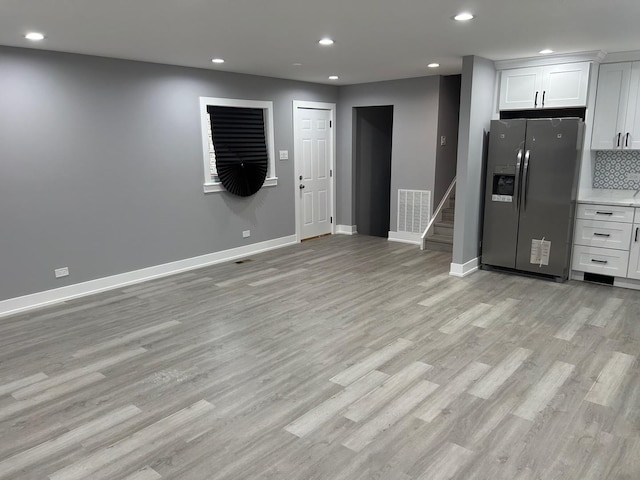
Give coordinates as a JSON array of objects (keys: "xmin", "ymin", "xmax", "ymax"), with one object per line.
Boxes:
[
  {"xmin": 624, "ymin": 62, "xmax": 640, "ymax": 150},
  {"xmin": 627, "ymin": 224, "xmax": 640, "ymax": 279},
  {"xmin": 499, "ymin": 67, "xmax": 542, "ymax": 110},
  {"xmin": 591, "ymin": 63, "xmax": 632, "ymax": 150},
  {"xmin": 541, "ymin": 62, "xmax": 590, "ymax": 108}
]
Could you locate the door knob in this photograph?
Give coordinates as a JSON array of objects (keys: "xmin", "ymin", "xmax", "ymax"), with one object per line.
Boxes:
[
  {"xmin": 299, "ymin": 184, "xmax": 305, "ymax": 189},
  {"xmin": 299, "ymin": 175, "xmax": 303, "ymax": 180}
]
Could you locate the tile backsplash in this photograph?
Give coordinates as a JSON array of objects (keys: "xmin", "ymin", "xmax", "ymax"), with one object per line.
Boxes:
[{"xmin": 593, "ymin": 151, "xmax": 640, "ymax": 190}]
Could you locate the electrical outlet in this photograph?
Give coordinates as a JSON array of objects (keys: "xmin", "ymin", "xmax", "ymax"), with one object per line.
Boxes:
[
  {"xmin": 55, "ymin": 267, "xmax": 69, "ymax": 278},
  {"xmin": 242, "ymin": 230, "xmax": 251, "ymax": 238},
  {"xmin": 440, "ymin": 136, "xmax": 447, "ymax": 146},
  {"xmin": 626, "ymin": 172, "xmax": 640, "ymax": 182}
]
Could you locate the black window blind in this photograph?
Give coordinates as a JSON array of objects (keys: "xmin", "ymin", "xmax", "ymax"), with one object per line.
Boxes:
[{"xmin": 207, "ymin": 105, "xmax": 269, "ymax": 196}]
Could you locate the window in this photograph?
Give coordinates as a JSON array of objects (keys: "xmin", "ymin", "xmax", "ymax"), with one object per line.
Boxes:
[{"xmin": 199, "ymin": 97, "xmax": 277, "ymax": 193}]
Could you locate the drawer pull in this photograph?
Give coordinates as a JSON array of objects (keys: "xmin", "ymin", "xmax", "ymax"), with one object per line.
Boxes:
[
  {"xmin": 636, "ymin": 227, "xmax": 639, "ymax": 243},
  {"xmin": 591, "ymin": 259, "xmax": 608, "ymax": 264},
  {"xmin": 593, "ymin": 233, "xmax": 611, "ymax": 238},
  {"xmin": 595, "ymin": 211, "xmax": 613, "ymax": 216}
]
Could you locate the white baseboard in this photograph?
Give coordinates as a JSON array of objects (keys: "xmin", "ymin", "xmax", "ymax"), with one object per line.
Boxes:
[
  {"xmin": 450, "ymin": 257, "xmax": 480, "ymax": 277},
  {"xmin": 388, "ymin": 231, "xmax": 421, "ymax": 245},
  {"xmin": 336, "ymin": 225, "xmax": 357, "ymax": 235},
  {"xmin": 0, "ymin": 235, "xmax": 297, "ymax": 319}
]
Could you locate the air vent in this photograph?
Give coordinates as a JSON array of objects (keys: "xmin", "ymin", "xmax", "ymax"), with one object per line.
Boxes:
[{"xmin": 397, "ymin": 189, "xmax": 431, "ymax": 234}]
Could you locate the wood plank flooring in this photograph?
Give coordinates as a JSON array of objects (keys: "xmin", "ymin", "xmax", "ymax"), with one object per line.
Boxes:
[{"xmin": 1, "ymin": 234, "xmax": 639, "ymax": 479}]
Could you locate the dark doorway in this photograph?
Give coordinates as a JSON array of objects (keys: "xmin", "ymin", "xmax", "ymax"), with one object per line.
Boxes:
[{"xmin": 355, "ymin": 106, "xmax": 393, "ymax": 238}]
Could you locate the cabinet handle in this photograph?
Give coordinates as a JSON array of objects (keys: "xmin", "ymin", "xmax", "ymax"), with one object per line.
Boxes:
[
  {"xmin": 593, "ymin": 233, "xmax": 611, "ymax": 238},
  {"xmin": 617, "ymin": 133, "xmax": 621, "ymax": 148},
  {"xmin": 636, "ymin": 227, "xmax": 639, "ymax": 242},
  {"xmin": 626, "ymin": 133, "xmax": 630, "ymax": 148},
  {"xmin": 534, "ymin": 91, "xmax": 538, "ymax": 108},
  {"xmin": 591, "ymin": 259, "xmax": 608, "ymax": 264},
  {"xmin": 595, "ymin": 211, "xmax": 613, "ymax": 216},
  {"xmin": 542, "ymin": 91, "xmax": 546, "ymax": 107}
]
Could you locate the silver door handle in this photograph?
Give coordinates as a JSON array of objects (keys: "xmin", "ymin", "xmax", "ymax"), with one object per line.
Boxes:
[
  {"xmin": 522, "ymin": 150, "xmax": 531, "ymax": 210},
  {"xmin": 514, "ymin": 149, "xmax": 523, "ymax": 212}
]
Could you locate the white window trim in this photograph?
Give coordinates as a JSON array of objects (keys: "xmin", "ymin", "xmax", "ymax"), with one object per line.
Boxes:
[{"xmin": 199, "ymin": 96, "xmax": 278, "ymax": 194}]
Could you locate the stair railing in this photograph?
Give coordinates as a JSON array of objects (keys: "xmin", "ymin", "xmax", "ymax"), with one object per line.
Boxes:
[{"xmin": 420, "ymin": 177, "xmax": 456, "ymax": 250}]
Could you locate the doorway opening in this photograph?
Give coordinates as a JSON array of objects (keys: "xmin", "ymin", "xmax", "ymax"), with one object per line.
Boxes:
[{"xmin": 354, "ymin": 106, "xmax": 394, "ymax": 238}]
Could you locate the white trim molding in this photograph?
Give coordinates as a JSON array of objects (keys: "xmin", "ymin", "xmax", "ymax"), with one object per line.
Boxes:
[
  {"xmin": 388, "ymin": 231, "xmax": 421, "ymax": 245},
  {"xmin": 450, "ymin": 257, "xmax": 480, "ymax": 277},
  {"xmin": 0, "ymin": 235, "xmax": 297, "ymax": 319},
  {"xmin": 336, "ymin": 225, "xmax": 357, "ymax": 235},
  {"xmin": 494, "ymin": 51, "xmax": 605, "ymax": 70}
]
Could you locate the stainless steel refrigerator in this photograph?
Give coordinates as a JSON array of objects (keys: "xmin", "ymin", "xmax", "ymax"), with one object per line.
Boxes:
[{"xmin": 481, "ymin": 118, "xmax": 584, "ymax": 280}]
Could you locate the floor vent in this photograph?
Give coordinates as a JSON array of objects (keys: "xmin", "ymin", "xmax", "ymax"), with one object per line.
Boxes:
[{"xmin": 397, "ymin": 189, "xmax": 431, "ymax": 234}]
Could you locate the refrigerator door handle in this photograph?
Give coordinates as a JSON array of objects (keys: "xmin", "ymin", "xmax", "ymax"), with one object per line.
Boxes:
[
  {"xmin": 521, "ymin": 149, "xmax": 531, "ymax": 210},
  {"xmin": 513, "ymin": 149, "xmax": 523, "ymax": 211}
]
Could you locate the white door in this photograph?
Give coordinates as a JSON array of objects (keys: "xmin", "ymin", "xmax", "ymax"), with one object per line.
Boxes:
[
  {"xmin": 591, "ymin": 62, "xmax": 632, "ymax": 150},
  {"xmin": 628, "ymin": 224, "xmax": 640, "ymax": 280},
  {"xmin": 499, "ymin": 67, "xmax": 542, "ymax": 110},
  {"xmin": 624, "ymin": 62, "xmax": 640, "ymax": 150},
  {"xmin": 296, "ymin": 107, "xmax": 333, "ymax": 240},
  {"xmin": 541, "ymin": 62, "xmax": 590, "ymax": 108}
]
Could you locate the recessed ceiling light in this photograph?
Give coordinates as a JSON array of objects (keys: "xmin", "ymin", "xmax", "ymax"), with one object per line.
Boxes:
[
  {"xmin": 453, "ymin": 12, "xmax": 474, "ymax": 21},
  {"xmin": 539, "ymin": 49, "xmax": 554, "ymax": 54},
  {"xmin": 328, "ymin": 75, "xmax": 339, "ymax": 80},
  {"xmin": 319, "ymin": 38, "xmax": 334, "ymax": 46},
  {"xmin": 428, "ymin": 63, "xmax": 440, "ymax": 68},
  {"xmin": 292, "ymin": 62, "xmax": 303, "ymax": 66},
  {"xmin": 211, "ymin": 58, "xmax": 225, "ymax": 64},
  {"xmin": 25, "ymin": 32, "xmax": 45, "ymax": 41}
]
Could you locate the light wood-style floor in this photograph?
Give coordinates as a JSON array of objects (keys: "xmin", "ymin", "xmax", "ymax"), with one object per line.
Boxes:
[{"xmin": 1, "ymin": 235, "xmax": 639, "ymax": 479}]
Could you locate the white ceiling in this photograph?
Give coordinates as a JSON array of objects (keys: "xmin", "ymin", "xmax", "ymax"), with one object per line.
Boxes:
[{"xmin": 2, "ymin": 0, "xmax": 640, "ymax": 85}]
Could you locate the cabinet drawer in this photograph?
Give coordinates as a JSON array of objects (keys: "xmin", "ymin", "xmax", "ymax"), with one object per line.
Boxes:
[
  {"xmin": 572, "ymin": 245, "xmax": 630, "ymax": 276},
  {"xmin": 574, "ymin": 219, "xmax": 632, "ymax": 250},
  {"xmin": 576, "ymin": 204, "xmax": 635, "ymax": 223}
]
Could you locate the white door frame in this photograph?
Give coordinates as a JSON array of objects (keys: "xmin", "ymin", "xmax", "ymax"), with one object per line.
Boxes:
[{"xmin": 293, "ymin": 101, "xmax": 337, "ymax": 243}]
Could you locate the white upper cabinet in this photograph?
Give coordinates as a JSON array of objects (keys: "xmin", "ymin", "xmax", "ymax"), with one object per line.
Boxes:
[
  {"xmin": 626, "ymin": 63, "xmax": 640, "ymax": 149},
  {"xmin": 499, "ymin": 62, "xmax": 590, "ymax": 111},
  {"xmin": 591, "ymin": 62, "xmax": 640, "ymax": 150}
]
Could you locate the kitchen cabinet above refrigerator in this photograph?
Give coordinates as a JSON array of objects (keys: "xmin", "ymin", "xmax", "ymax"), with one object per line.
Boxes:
[
  {"xmin": 498, "ymin": 62, "xmax": 591, "ymax": 111},
  {"xmin": 591, "ymin": 62, "xmax": 640, "ymax": 150}
]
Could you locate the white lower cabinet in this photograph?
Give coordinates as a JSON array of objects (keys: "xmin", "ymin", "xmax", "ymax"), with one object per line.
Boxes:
[
  {"xmin": 572, "ymin": 203, "xmax": 639, "ymax": 284},
  {"xmin": 628, "ymin": 224, "xmax": 640, "ymax": 280},
  {"xmin": 572, "ymin": 245, "xmax": 630, "ymax": 276}
]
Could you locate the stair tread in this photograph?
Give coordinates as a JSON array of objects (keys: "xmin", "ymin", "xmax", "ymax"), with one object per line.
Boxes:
[
  {"xmin": 435, "ymin": 221, "xmax": 454, "ymax": 228},
  {"xmin": 427, "ymin": 234, "xmax": 453, "ymax": 244}
]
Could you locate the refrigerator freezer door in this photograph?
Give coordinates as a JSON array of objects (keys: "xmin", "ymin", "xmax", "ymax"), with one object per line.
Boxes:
[
  {"xmin": 482, "ymin": 119, "xmax": 527, "ymax": 269},
  {"xmin": 515, "ymin": 118, "xmax": 582, "ymax": 278}
]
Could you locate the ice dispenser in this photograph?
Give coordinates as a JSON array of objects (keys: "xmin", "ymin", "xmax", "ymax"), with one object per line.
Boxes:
[{"xmin": 491, "ymin": 165, "xmax": 515, "ymax": 203}]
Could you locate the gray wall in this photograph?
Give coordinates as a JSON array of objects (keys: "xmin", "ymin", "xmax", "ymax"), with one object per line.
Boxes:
[
  {"xmin": 355, "ymin": 106, "xmax": 393, "ymax": 237},
  {"xmin": 453, "ymin": 56, "xmax": 496, "ymax": 266},
  {"xmin": 0, "ymin": 46, "xmax": 337, "ymax": 301},
  {"xmin": 434, "ymin": 75, "xmax": 461, "ymax": 205},
  {"xmin": 337, "ymin": 77, "xmax": 441, "ymax": 230}
]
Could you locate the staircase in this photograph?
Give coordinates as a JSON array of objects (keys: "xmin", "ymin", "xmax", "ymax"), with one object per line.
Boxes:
[{"xmin": 424, "ymin": 191, "xmax": 455, "ymax": 252}]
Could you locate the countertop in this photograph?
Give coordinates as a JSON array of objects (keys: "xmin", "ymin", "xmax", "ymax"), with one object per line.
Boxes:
[{"xmin": 578, "ymin": 188, "xmax": 640, "ymax": 207}]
